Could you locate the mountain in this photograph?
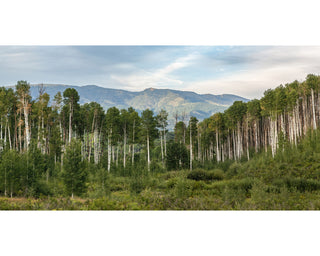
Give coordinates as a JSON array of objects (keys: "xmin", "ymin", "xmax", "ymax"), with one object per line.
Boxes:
[{"xmin": 28, "ymin": 84, "xmax": 249, "ymax": 129}]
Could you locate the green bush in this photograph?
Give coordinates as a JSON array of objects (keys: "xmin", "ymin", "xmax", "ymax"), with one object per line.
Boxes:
[
  {"xmin": 273, "ymin": 178, "xmax": 320, "ymax": 192},
  {"xmin": 225, "ymin": 162, "xmax": 243, "ymax": 178},
  {"xmin": 187, "ymin": 169, "xmax": 225, "ymax": 181},
  {"xmin": 166, "ymin": 177, "xmax": 179, "ymax": 188},
  {"xmin": 207, "ymin": 169, "xmax": 225, "ymax": 181},
  {"xmin": 187, "ymin": 169, "xmax": 208, "ymax": 181},
  {"xmin": 174, "ymin": 178, "xmax": 194, "ymax": 198},
  {"xmin": 208, "ymin": 178, "xmax": 254, "ymax": 196}
]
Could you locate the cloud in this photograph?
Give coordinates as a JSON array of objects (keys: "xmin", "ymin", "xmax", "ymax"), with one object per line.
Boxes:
[
  {"xmin": 184, "ymin": 46, "xmax": 320, "ymax": 99},
  {"xmin": 1, "ymin": 46, "xmax": 320, "ymax": 99},
  {"xmin": 110, "ymin": 52, "xmax": 200, "ymax": 90}
]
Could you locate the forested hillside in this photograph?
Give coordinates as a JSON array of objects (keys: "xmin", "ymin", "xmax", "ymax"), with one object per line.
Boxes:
[
  {"xmin": 25, "ymin": 84, "xmax": 248, "ymax": 129},
  {"xmin": 0, "ymin": 75, "xmax": 320, "ymax": 210}
]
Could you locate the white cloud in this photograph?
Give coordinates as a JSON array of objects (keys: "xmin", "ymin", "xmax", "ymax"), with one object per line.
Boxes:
[
  {"xmin": 110, "ymin": 53, "xmax": 199, "ymax": 90},
  {"xmin": 184, "ymin": 46, "xmax": 320, "ymax": 99}
]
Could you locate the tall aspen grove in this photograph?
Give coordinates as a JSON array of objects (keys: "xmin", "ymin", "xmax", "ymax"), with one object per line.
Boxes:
[{"xmin": 1, "ymin": 75, "xmax": 320, "ymax": 210}]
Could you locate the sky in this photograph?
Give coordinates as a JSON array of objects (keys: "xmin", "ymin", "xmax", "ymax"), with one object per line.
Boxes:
[{"xmin": 1, "ymin": 45, "xmax": 320, "ymax": 99}]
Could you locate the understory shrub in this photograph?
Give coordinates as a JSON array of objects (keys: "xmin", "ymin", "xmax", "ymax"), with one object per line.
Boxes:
[
  {"xmin": 273, "ymin": 178, "xmax": 320, "ymax": 192},
  {"xmin": 187, "ymin": 169, "xmax": 225, "ymax": 181}
]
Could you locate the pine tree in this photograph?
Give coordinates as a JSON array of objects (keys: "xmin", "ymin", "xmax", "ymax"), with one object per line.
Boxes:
[{"xmin": 63, "ymin": 139, "xmax": 87, "ymax": 198}]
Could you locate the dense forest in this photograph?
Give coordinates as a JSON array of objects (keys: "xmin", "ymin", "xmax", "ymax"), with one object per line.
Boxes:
[{"xmin": 1, "ymin": 74, "xmax": 320, "ymax": 210}]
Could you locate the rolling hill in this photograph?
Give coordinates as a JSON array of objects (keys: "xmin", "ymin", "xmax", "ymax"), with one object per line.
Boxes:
[{"xmin": 28, "ymin": 84, "xmax": 249, "ymax": 129}]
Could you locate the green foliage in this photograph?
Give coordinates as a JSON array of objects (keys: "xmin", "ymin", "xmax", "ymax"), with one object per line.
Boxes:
[
  {"xmin": 62, "ymin": 139, "xmax": 88, "ymax": 197},
  {"xmin": 4, "ymin": 76, "xmax": 320, "ymax": 210},
  {"xmin": 166, "ymin": 141, "xmax": 189, "ymax": 170},
  {"xmin": 187, "ymin": 168, "xmax": 224, "ymax": 181},
  {"xmin": 273, "ymin": 178, "xmax": 320, "ymax": 192},
  {"xmin": 225, "ymin": 162, "xmax": 243, "ymax": 178}
]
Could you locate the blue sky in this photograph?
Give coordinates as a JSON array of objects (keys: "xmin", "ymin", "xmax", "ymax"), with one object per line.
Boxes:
[{"xmin": 1, "ymin": 46, "xmax": 320, "ymax": 99}]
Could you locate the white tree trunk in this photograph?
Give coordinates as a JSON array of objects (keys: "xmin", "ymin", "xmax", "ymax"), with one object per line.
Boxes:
[
  {"xmin": 107, "ymin": 130, "xmax": 112, "ymax": 172},
  {"xmin": 216, "ymin": 131, "xmax": 220, "ymax": 162},
  {"xmin": 163, "ymin": 126, "xmax": 167, "ymax": 157},
  {"xmin": 68, "ymin": 102, "xmax": 72, "ymax": 144},
  {"xmin": 190, "ymin": 127, "xmax": 193, "ymax": 171},
  {"xmin": 24, "ymin": 100, "xmax": 30, "ymax": 150},
  {"xmin": 94, "ymin": 128, "xmax": 99, "ymax": 164},
  {"xmin": 147, "ymin": 133, "xmax": 150, "ymax": 171},
  {"xmin": 123, "ymin": 127, "xmax": 127, "ymax": 168},
  {"xmin": 311, "ymin": 88, "xmax": 317, "ymax": 130},
  {"xmin": 160, "ymin": 130, "xmax": 164, "ymax": 166},
  {"xmin": 132, "ymin": 120, "xmax": 135, "ymax": 165}
]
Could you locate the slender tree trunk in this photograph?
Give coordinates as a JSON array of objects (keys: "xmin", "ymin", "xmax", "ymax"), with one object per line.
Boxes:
[
  {"xmin": 228, "ymin": 132, "xmax": 232, "ymax": 159},
  {"xmin": 147, "ymin": 132, "xmax": 150, "ymax": 171},
  {"xmin": 246, "ymin": 117, "xmax": 250, "ymax": 160},
  {"xmin": 132, "ymin": 143, "xmax": 135, "ymax": 165},
  {"xmin": 23, "ymin": 99, "xmax": 30, "ymax": 150},
  {"xmin": 107, "ymin": 129, "xmax": 112, "ymax": 172},
  {"xmin": 163, "ymin": 126, "xmax": 167, "ymax": 157},
  {"xmin": 160, "ymin": 130, "xmax": 164, "ymax": 166},
  {"xmin": 132, "ymin": 119, "xmax": 135, "ymax": 165},
  {"xmin": 4, "ymin": 119, "xmax": 7, "ymax": 148},
  {"xmin": 94, "ymin": 128, "xmax": 99, "ymax": 164},
  {"xmin": 112, "ymin": 145, "xmax": 115, "ymax": 163},
  {"xmin": 37, "ymin": 118, "xmax": 41, "ymax": 150},
  {"xmin": 41, "ymin": 116, "xmax": 45, "ymax": 154},
  {"xmin": 232, "ymin": 130, "xmax": 236, "ymax": 160},
  {"xmin": 4, "ymin": 167, "xmax": 6, "ymax": 196},
  {"xmin": 216, "ymin": 131, "xmax": 220, "ymax": 162},
  {"xmin": 222, "ymin": 143, "xmax": 225, "ymax": 162},
  {"xmin": 198, "ymin": 131, "xmax": 201, "ymax": 161},
  {"xmin": 311, "ymin": 88, "xmax": 317, "ymax": 130},
  {"xmin": 68, "ymin": 102, "xmax": 73, "ymax": 144},
  {"xmin": 123, "ymin": 125, "xmax": 127, "ymax": 168},
  {"xmin": 116, "ymin": 144, "xmax": 119, "ymax": 167},
  {"xmin": 190, "ymin": 126, "xmax": 193, "ymax": 171},
  {"xmin": 19, "ymin": 112, "xmax": 22, "ymax": 152}
]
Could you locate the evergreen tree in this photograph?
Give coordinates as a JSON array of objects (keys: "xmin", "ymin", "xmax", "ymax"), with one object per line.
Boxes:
[
  {"xmin": 166, "ymin": 141, "xmax": 189, "ymax": 170},
  {"xmin": 62, "ymin": 139, "xmax": 87, "ymax": 198}
]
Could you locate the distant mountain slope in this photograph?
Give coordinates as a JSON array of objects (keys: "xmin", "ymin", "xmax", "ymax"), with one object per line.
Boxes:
[{"xmin": 28, "ymin": 84, "xmax": 249, "ymax": 129}]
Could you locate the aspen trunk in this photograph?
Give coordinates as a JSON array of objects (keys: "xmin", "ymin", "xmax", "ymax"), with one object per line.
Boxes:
[
  {"xmin": 147, "ymin": 132, "xmax": 150, "ymax": 171},
  {"xmin": 160, "ymin": 130, "xmax": 164, "ymax": 166},
  {"xmin": 68, "ymin": 102, "xmax": 73, "ymax": 144},
  {"xmin": 107, "ymin": 130, "xmax": 112, "ymax": 172},
  {"xmin": 19, "ymin": 113, "xmax": 22, "ymax": 152},
  {"xmin": 94, "ymin": 128, "xmax": 99, "ymax": 164},
  {"xmin": 123, "ymin": 126, "xmax": 127, "ymax": 168},
  {"xmin": 190, "ymin": 126, "xmax": 193, "ymax": 171},
  {"xmin": 216, "ymin": 131, "xmax": 220, "ymax": 162},
  {"xmin": 232, "ymin": 130, "xmax": 236, "ymax": 160},
  {"xmin": 163, "ymin": 126, "xmax": 167, "ymax": 157},
  {"xmin": 254, "ymin": 120, "xmax": 258, "ymax": 153},
  {"xmin": 132, "ymin": 119, "xmax": 135, "ymax": 165},
  {"xmin": 311, "ymin": 88, "xmax": 317, "ymax": 130},
  {"xmin": 246, "ymin": 117, "xmax": 250, "ymax": 160},
  {"xmin": 23, "ymin": 100, "xmax": 30, "ymax": 150},
  {"xmin": 198, "ymin": 131, "xmax": 201, "ymax": 161},
  {"xmin": 116, "ymin": 144, "xmax": 119, "ymax": 167}
]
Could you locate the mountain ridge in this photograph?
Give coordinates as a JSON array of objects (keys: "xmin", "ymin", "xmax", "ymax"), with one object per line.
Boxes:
[{"xmin": 14, "ymin": 83, "xmax": 249, "ymax": 129}]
